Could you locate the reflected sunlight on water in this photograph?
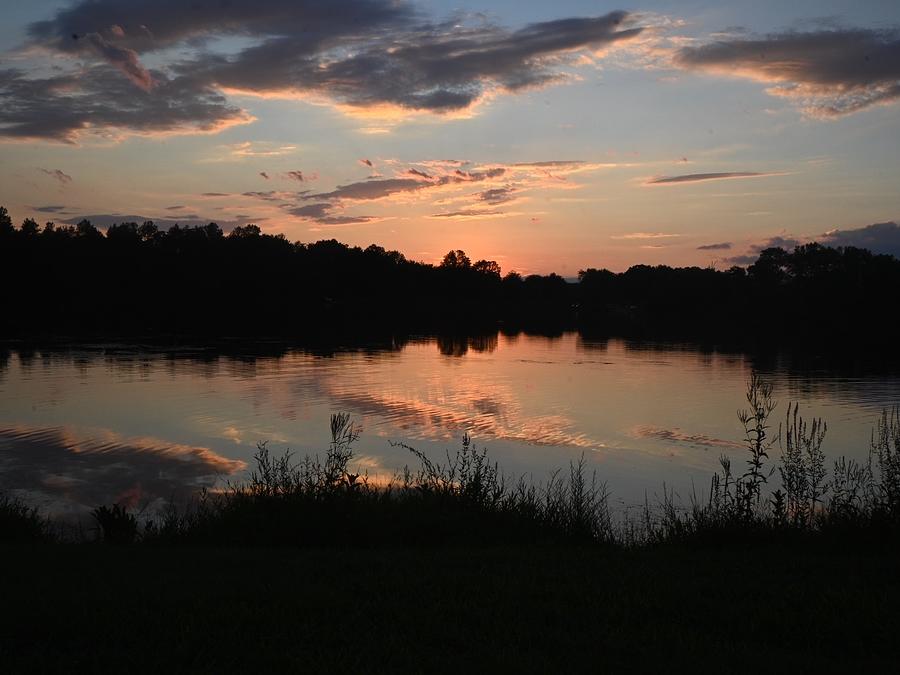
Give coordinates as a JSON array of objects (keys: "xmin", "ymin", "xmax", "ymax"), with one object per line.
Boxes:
[{"xmin": 2, "ymin": 334, "xmax": 899, "ymax": 516}]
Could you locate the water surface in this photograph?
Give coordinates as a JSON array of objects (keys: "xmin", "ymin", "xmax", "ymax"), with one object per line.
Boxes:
[{"xmin": 2, "ymin": 334, "xmax": 898, "ymax": 519}]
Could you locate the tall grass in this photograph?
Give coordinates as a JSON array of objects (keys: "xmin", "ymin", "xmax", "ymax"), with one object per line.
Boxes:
[
  {"xmin": 624, "ymin": 379, "xmax": 900, "ymax": 547},
  {"xmin": 136, "ymin": 414, "xmax": 613, "ymax": 548},
  {"xmin": 0, "ymin": 493, "xmax": 48, "ymax": 543}
]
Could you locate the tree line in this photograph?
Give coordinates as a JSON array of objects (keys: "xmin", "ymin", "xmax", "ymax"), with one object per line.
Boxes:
[{"xmin": 2, "ymin": 206, "xmax": 898, "ymax": 344}]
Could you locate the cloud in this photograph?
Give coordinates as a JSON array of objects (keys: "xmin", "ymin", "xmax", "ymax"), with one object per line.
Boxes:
[
  {"xmin": 697, "ymin": 242, "xmax": 732, "ymax": 251},
  {"xmin": 259, "ymin": 172, "xmax": 270, "ymax": 180},
  {"xmin": 611, "ymin": 232, "xmax": 682, "ymax": 240},
  {"xmin": 821, "ymin": 221, "xmax": 900, "ymax": 258},
  {"xmin": 286, "ymin": 202, "xmax": 375, "ymax": 226},
  {"xmin": 165, "ymin": 205, "xmax": 184, "ymax": 211},
  {"xmin": 181, "ymin": 11, "xmax": 644, "ymax": 115},
  {"xmin": 646, "ymin": 172, "xmax": 773, "ymax": 185},
  {"xmin": 241, "ymin": 190, "xmax": 305, "ymax": 202},
  {"xmin": 724, "ymin": 235, "xmax": 802, "ymax": 265},
  {"xmin": 359, "ymin": 159, "xmax": 374, "ymax": 168},
  {"xmin": 32, "ymin": 205, "xmax": 68, "ymax": 213},
  {"xmin": 38, "ymin": 168, "xmax": 73, "ymax": 184},
  {"xmin": 80, "ymin": 31, "xmax": 154, "ymax": 91},
  {"xmin": 478, "ymin": 187, "xmax": 518, "ymax": 205},
  {"xmin": 308, "ymin": 177, "xmax": 437, "ymax": 202},
  {"xmin": 429, "ymin": 209, "xmax": 503, "ymax": 219},
  {"xmin": 242, "ymin": 157, "xmax": 611, "ymax": 226},
  {"xmin": 0, "ymin": 67, "xmax": 251, "ymax": 143},
  {"xmin": 284, "ymin": 170, "xmax": 317, "ymax": 183},
  {"xmin": 406, "ymin": 168, "xmax": 434, "ymax": 181},
  {"xmin": 288, "ymin": 203, "xmax": 332, "ymax": 219},
  {"xmin": 720, "ymin": 226, "xmax": 900, "ymax": 265},
  {"xmin": 17, "ymin": 3, "xmax": 646, "ymax": 139},
  {"xmin": 29, "ymin": 0, "xmax": 414, "ymax": 54},
  {"xmin": 675, "ymin": 28, "xmax": 900, "ymax": 117},
  {"xmin": 222, "ymin": 141, "xmax": 297, "ymax": 159}
]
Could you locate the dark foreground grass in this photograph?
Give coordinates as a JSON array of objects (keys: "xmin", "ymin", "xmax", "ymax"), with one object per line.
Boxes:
[{"xmin": 3, "ymin": 542, "xmax": 900, "ymax": 674}]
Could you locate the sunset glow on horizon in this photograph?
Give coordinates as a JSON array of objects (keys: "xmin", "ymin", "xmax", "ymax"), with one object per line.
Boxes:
[{"xmin": 2, "ymin": 0, "xmax": 899, "ymax": 274}]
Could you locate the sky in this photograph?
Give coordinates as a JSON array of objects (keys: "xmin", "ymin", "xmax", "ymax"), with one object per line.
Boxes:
[{"xmin": 1, "ymin": 0, "xmax": 899, "ymax": 275}]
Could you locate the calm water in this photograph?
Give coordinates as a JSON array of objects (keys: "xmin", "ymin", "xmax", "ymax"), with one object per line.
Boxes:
[{"xmin": 2, "ymin": 335, "xmax": 899, "ymax": 519}]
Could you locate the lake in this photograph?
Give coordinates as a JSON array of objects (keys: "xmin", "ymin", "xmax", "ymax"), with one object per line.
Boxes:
[{"xmin": 2, "ymin": 334, "xmax": 899, "ymax": 520}]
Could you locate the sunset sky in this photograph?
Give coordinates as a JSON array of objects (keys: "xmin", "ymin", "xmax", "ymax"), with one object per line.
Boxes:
[{"xmin": 1, "ymin": 0, "xmax": 899, "ymax": 275}]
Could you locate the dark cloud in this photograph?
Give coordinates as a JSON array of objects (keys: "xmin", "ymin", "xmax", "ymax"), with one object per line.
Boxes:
[
  {"xmin": 407, "ymin": 168, "xmax": 434, "ymax": 180},
  {"xmin": 16, "ymin": 3, "xmax": 644, "ymax": 139},
  {"xmin": 259, "ymin": 171, "xmax": 270, "ymax": 180},
  {"xmin": 756, "ymin": 235, "xmax": 802, "ymax": 251},
  {"xmin": 697, "ymin": 242, "xmax": 732, "ymax": 251},
  {"xmin": 646, "ymin": 172, "xmax": 768, "ymax": 185},
  {"xmin": 0, "ymin": 67, "xmax": 248, "ymax": 142},
  {"xmin": 201, "ymin": 192, "xmax": 230, "ymax": 197},
  {"xmin": 431, "ymin": 209, "xmax": 500, "ymax": 218},
  {"xmin": 725, "ymin": 235, "xmax": 802, "ymax": 265},
  {"xmin": 513, "ymin": 160, "xmax": 586, "ymax": 167},
  {"xmin": 165, "ymin": 205, "xmax": 185, "ymax": 211},
  {"xmin": 675, "ymin": 28, "xmax": 900, "ymax": 116},
  {"xmin": 81, "ymin": 31, "xmax": 154, "ymax": 91},
  {"xmin": 38, "ymin": 168, "xmax": 73, "ymax": 184},
  {"xmin": 241, "ymin": 190, "xmax": 282, "ymax": 201},
  {"xmin": 308, "ymin": 167, "xmax": 506, "ymax": 202},
  {"xmin": 32, "ymin": 205, "xmax": 68, "ymax": 213},
  {"xmin": 316, "ymin": 215, "xmax": 376, "ymax": 225},
  {"xmin": 478, "ymin": 187, "xmax": 517, "ymax": 205},
  {"xmin": 284, "ymin": 170, "xmax": 317, "ymax": 183},
  {"xmin": 176, "ymin": 11, "xmax": 642, "ymax": 114},
  {"xmin": 288, "ymin": 203, "xmax": 332, "ymax": 219},
  {"xmin": 243, "ymin": 157, "xmax": 603, "ymax": 225},
  {"xmin": 821, "ymin": 221, "xmax": 900, "ymax": 258},
  {"xmin": 29, "ymin": 0, "xmax": 413, "ymax": 54},
  {"xmin": 722, "ymin": 229, "xmax": 870, "ymax": 265},
  {"xmin": 359, "ymin": 158, "xmax": 374, "ymax": 168},
  {"xmin": 285, "ymin": 202, "xmax": 374, "ymax": 226},
  {"xmin": 309, "ymin": 178, "xmax": 429, "ymax": 202}
]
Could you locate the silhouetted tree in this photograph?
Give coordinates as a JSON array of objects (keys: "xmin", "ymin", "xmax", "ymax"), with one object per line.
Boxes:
[
  {"xmin": 441, "ymin": 250, "xmax": 471, "ymax": 269},
  {"xmin": 138, "ymin": 221, "xmax": 159, "ymax": 242},
  {"xmin": 473, "ymin": 259, "xmax": 501, "ymax": 277},
  {"xmin": 20, "ymin": 218, "xmax": 39, "ymax": 236},
  {"xmin": 748, "ymin": 247, "xmax": 791, "ymax": 285},
  {"xmin": 205, "ymin": 222, "xmax": 223, "ymax": 240},
  {"xmin": 75, "ymin": 219, "xmax": 102, "ymax": 240},
  {"xmin": 107, "ymin": 222, "xmax": 140, "ymax": 243},
  {"xmin": 0, "ymin": 206, "xmax": 13, "ymax": 238},
  {"xmin": 229, "ymin": 224, "xmax": 261, "ymax": 238}
]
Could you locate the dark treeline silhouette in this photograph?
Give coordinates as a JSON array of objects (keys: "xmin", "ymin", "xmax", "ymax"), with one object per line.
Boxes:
[
  {"xmin": 578, "ymin": 244, "xmax": 900, "ymax": 344},
  {"xmin": 2, "ymin": 206, "xmax": 899, "ymax": 344}
]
